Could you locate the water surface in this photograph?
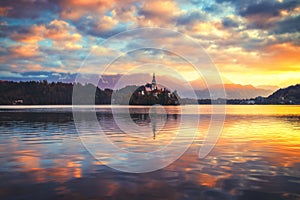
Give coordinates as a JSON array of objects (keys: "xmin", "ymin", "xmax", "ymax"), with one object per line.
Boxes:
[{"xmin": 0, "ymin": 105, "xmax": 299, "ymax": 200}]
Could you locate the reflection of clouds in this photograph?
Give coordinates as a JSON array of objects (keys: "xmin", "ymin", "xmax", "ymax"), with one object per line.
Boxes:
[
  {"xmin": 197, "ymin": 173, "xmax": 219, "ymax": 187},
  {"xmin": 1, "ymin": 107, "xmax": 300, "ymax": 199},
  {"xmin": 0, "ymin": 112, "xmax": 86, "ymax": 184},
  {"xmin": 218, "ymin": 115, "xmax": 300, "ymax": 167},
  {"xmin": 16, "ymin": 150, "xmax": 41, "ymax": 171},
  {"xmin": 195, "ymin": 114, "xmax": 300, "ymax": 169},
  {"xmin": 12, "ymin": 150, "xmax": 84, "ymax": 183}
]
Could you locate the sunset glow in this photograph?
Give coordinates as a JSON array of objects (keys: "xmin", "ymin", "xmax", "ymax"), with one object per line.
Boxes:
[{"xmin": 0, "ymin": 0, "xmax": 299, "ymax": 88}]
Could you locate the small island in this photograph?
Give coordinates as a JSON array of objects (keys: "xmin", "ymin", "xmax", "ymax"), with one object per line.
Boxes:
[{"xmin": 129, "ymin": 73, "xmax": 180, "ymax": 105}]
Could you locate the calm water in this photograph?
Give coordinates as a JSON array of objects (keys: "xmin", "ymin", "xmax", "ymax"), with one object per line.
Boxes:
[{"xmin": 0, "ymin": 105, "xmax": 300, "ymax": 200}]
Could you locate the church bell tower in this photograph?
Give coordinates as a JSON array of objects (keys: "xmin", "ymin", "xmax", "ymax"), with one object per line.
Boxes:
[{"xmin": 151, "ymin": 73, "xmax": 156, "ymax": 90}]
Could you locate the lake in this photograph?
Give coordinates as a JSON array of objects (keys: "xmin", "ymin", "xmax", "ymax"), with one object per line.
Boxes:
[{"xmin": 0, "ymin": 105, "xmax": 299, "ymax": 200}]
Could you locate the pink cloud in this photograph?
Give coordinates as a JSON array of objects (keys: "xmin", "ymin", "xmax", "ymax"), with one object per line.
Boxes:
[{"xmin": 10, "ymin": 20, "xmax": 83, "ymax": 51}]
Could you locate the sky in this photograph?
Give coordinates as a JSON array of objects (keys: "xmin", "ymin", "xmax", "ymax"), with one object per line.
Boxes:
[{"xmin": 0, "ymin": 0, "xmax": 300, "ymax": 89}]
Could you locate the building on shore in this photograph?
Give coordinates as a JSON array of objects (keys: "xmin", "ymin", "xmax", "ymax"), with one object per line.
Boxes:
[{"xmin": 129, "ymin": 73, "xmax": 179, "ymax": 105}]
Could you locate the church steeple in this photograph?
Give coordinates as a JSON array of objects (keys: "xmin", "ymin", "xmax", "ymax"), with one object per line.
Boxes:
[
  {"xmin": 151, "ymin": 73, "xmax": 156, "ymax": 90},
  {"xmin": 152, "ymin": 73, "xmax": 156, "ymax": 84}
]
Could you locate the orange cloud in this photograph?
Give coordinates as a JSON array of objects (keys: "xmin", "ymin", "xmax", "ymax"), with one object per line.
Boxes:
[
  {"xmin": 57, "ymin": 0, "xmax": 182, "ymax": 28},
  {"xmin": 45, "ymin": 20, "xmax": 83, "ymax": 50},
  {"xmin": 138, "ymin": 0, "xmax": 181, "ymax": 27},
  {"xmin": 96, "ymin": 15, "xmax": 118, "ymax": 31},
  {"xmin": 9, "ymin": 63, "xmax": 44, "ymax": 72},
  {"xmin": 45, "ymin": 20, "xmax": 80, "ymax": 40},
  {"xmin": 64, "ymin": 43, "xmax": 81, "ymax": 50},
  {"xmin": 10, "ymin": 44, "xmax": 40, "ymax": 58},
  {"xmin": 59, "ymin": 0, "xmax": 115, "ymax": 20},
  {"xmin": 10, "ymin": 20, "xmax": 83, "ymax": 51},
  {"xmin": 112, "ymin": 5, "xmax": 137, "ymax": 24},
  {"xmin": 11, "ymin": 24, "xmax": 46, "ymax": 43},
  {"xmin": 31, "ymin": 64, "xmax": 43, "ymax": 71},
  {"xmin": 0, "ymin": 6, "xmax": 12, "ymax": 16},
  {"xmin": 142, "ymin": 0, "xmax": 179, "ymax": 16}
]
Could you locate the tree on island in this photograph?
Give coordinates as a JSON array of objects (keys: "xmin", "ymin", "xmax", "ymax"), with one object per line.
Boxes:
[{"xmin": 129, "ymin": 85, "xmax": 179, "ymax": 105}]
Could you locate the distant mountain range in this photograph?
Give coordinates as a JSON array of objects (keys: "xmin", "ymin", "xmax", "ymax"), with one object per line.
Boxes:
[
  {"xmin": 195, "ymin": 84, "xmax": 275, "ymax": 99},
  {"xmin": 179, "ymin": 84, "xmax": 277, "ymax": 99}
]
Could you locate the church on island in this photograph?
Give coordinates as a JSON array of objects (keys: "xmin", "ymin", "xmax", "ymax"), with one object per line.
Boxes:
[{"xmin": 129, "ymin": 73, "xmax": 180, "ymax": 105}]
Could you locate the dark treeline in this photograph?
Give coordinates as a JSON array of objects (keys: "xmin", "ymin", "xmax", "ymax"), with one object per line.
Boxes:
[
  {"xmin": 1, "ymin": 81, "xmax": 299, "ymax": 105},
  {"xmin": 0, "ymin": 80, "xmax": 112, "ymax": 105},
  {"xmin": 129, "ymin": 85, "xmax": 179, "ymax": 105}
]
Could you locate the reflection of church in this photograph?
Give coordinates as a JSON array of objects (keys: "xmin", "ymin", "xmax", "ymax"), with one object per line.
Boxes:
[
  {"xmin": 129, "ymin": 73, "xmax": 180, "ymax": 105},
  {"xmin": 129, "ymin": 110, "xmax": 179, "ymax": 140}
]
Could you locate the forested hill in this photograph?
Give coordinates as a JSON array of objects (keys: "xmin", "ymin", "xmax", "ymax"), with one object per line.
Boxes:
[
  {"xmin": 229, "ymin": 84, "xmax": 300, "ymax": 105},
  {"xmin": 265, "ymin": 84, "xmax": 300, "ymax": 104},
  {"xmin": 0, "ymin": 81, "xmax": 112, "ymax": 105}
]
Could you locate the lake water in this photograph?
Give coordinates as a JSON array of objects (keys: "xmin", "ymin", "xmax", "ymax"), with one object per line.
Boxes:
[{"xmin": 0, "ymin": 105, "xmax": 300, "ymax": 200}]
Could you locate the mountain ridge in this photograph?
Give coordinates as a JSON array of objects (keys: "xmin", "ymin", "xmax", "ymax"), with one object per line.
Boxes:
[
  {"xmin": 193, "ymin": 84, "xmax": 274, "ymax": 99},
  {"xmin": 264, "ymin": 84, "xmax": 300, "ymax": 104}
]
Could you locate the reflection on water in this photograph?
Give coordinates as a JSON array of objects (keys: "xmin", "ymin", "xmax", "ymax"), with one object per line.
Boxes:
[{"xmin": 0, "ymin": 105, "xmax": 300, "ymax": 200}]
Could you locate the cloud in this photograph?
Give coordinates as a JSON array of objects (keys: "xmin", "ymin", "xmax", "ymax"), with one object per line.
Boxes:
[
  {"xmin": 96, "ymin": 15, "xmax": 118, "ymax": 32},
  {"xmin": 138, "ymin": 0, "xmax": 181, "ymax": 27},
  {"xmin": 0, "ymin": 6, "xmax": 12, "ymax": 16},
  {"xmin": 176, "ymin": 11, "xmax": 207, "ymax": 26},
  {"xmin": 219, "ymin": 0, "xmax": 300, "ymax": 30},
  {"xmin": 0, "ymin": 0, "xmax": 58, "ymax": 19},
  {"xmin": 45, "ymin": 19, "xmax": 83, "ymax": 50},
  {"xmin": 1, "ymin": 0, "xmax": 300, "ymax": 88},
  {"xmin": 59, "ymin": 0, "xmax": 115, "ymax": 21},
  {"xmin": 239, "ymin": 0, "xmax": 299, "ymax": 18},
  {"xmin": 111, "ymin": 5, "xmax": 137, "ymax": 24},
  {"xmin": 273, "ymin": 15, "xmax": 300, "ymax": 34},
  {"xmin": 239, "ymin": 1, "xmax": 281, "ymax": 18},
  {"xmin": 0, "ymin": 21, "xmax": 7, "ymax": 26},
  {"xmin": 221, "ymin": 17, "xmax": 239, "ymax": 28},
  {"xmin": 0, "ymin": 71, "xmax": 23, "ymax": 78},
  {"xmin": 73, "ymin": 15, "xmax": 125, "ymax": 38},
  {"xmin": 9, "ymin": 44, "xmax": 40, "ymax": 58},
  {"xmin": 32, "ymin": 64, "xmax": 44, "ymax": 71},
  {"xmin": 10, "ymin": 19, "xmax": 83, "ymax": 50},
  {"xmin": 10, "ymin": 24, "xmax": 46, "ymax": 43},
  {"xmin": 57, "ymin": 0, "xmax": 144, "ymax": 37},
  {"xmin": 0, "ymin": 71, "xmax": 77, "ymax": 82},
  {"xmin": 182, "ymin": 20, "xmax": 231, "ymax": 42}
]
